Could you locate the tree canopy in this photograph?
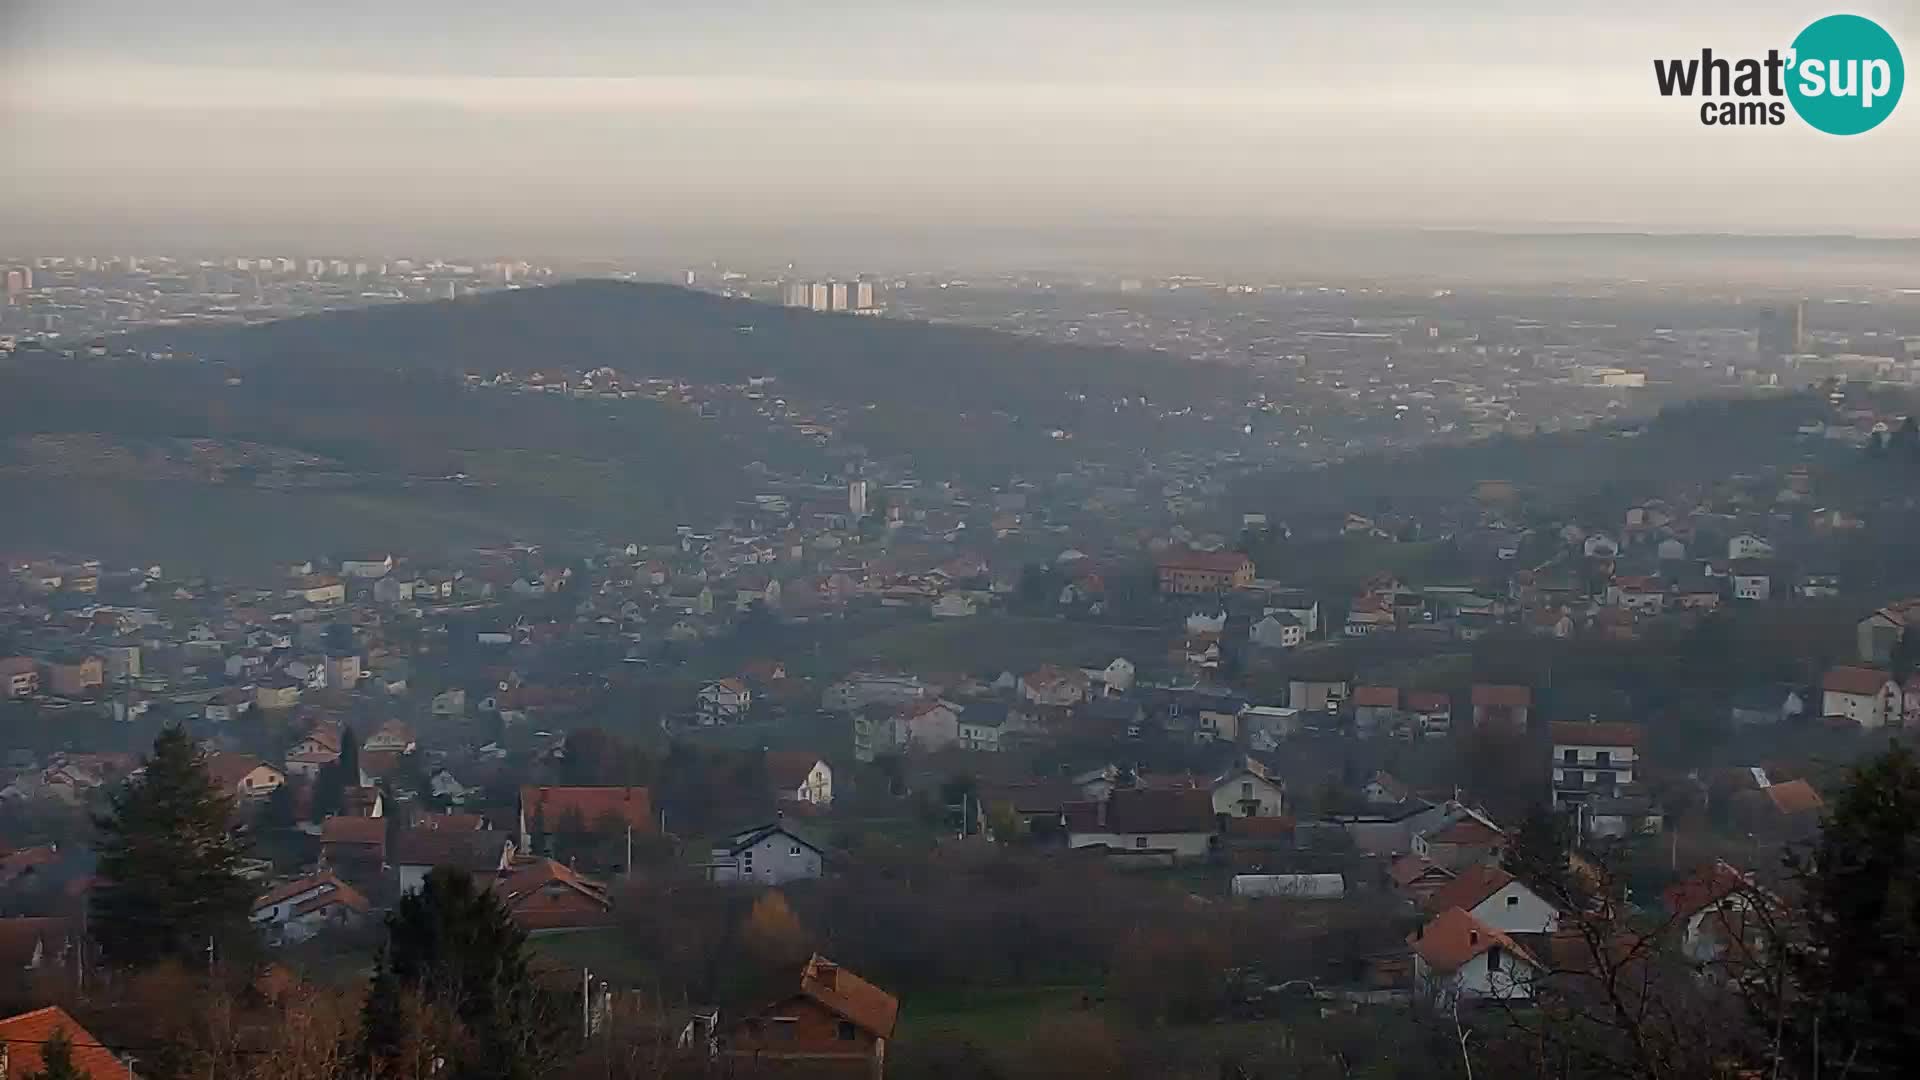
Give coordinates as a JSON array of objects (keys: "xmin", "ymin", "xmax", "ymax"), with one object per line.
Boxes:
[{"xmin": 90, "ymin": 726, "xmax": 255, "ymax": 970}]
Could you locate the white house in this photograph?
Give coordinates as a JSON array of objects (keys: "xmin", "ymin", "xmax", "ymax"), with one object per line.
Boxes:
[
  {"xmin": 1185, "ymin": 609, "xmax": 1229, "ymax": 636},
  {"xmin": 898, "ymin": 699, "xmax": 963, "ymax": 751},
  {"xmin": 1019, "ymin": 666, "xmax": 1089, "ymax": 707},
  {"xmin": 1249, "ymin": 613, "xmax": 1305, "ymax": 650},
  {"xmin": 708, "ymin": 822, "xmax": 825, "ymax": 886},
  {"xmin": 1424, "ymin": 864, "xmax": 1560, "ymax": 935},
  {"xmin": 1065, "ymin": 789, "xmax": 1217, "ymax": 859},
  {"xmin": 1664, "ymin": 860, "xmax": 1766, "ymax": 965},
  {"xmin": 1549, "ymin": 720, "xmax": 1641, "ymax": 807},
  {"xmin": 340, "ymin": 555, "xmax": 394, "ymax": 579},
  {"xmin": 1582, "ymin": 533, "xmax": 1620, "ymax": 559},
  {"xmin": 1100, "ymin": 657, "xmax": 1136, "ymax": 695},
  {"xmin": 251, "ymin": 873, "xmax": 372, "ymax": 945},
  {"xmin": 1731, "ymin": 565, "xmax": 1772, "ymax": 602},
  {"xmin": 1821, "ymin": 666, "xmax": 1899, "ymax": 728},
  {"xmin": 958, "ymin": 705, "xmax": 1009, "ymax": 752},
  {"xmin": 767, "ymin": 753, "xmax": 833, "ymax": 806},
  {"xmin": 1727, "ymin": 534, "xmax": 1775, "ymax": 560},
  {"xmin": 1409, "ymin": 907, "xmax": 1542, "ymax": 1003},
  {"xmin": 1211, "ymin": 758, "xmax": 1286, "ymax": 819},
  {"xmin": 696, "ymin": 678, "xmax": 754, "ymax": 725}
]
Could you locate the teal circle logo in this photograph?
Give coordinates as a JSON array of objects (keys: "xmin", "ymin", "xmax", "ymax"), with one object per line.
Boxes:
[{"xmin": 1787, "ymin": 14, "xmax": 1904, "ymax": 135}]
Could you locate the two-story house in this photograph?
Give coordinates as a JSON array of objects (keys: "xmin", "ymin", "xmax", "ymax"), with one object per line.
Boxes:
[
  {"xmin": 766, "ymin": 752, "xmax": 833, "ymax": 807},
  {"xmin": 1821, "ymin": 665, "xmax": 1899, "ymax": 729},
  {"xmin": 708, "ymin": 820, "xmax": 827, "ymax": 886},
  {"xmin": 1549, "ymin": 720, "xmax": 1641, "ymax": 808},
  {"xmin": 696, "ymin": 678, "xmax": 753, "ymax": 725},
  {"xmin": 1210, "ymin": 758, "xmax": 1286, "ymax": 820},
  {"xmin": 722, "ymin": 955, "xmax": 897, "ymax": 1074},
  {"xmin": 1470, "ymin": 684, "xmax": 1532, "ymax": 733}
]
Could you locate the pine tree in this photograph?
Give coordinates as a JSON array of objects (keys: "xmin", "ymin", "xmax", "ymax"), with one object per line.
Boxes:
[
  {"xmin": 372, "ymin": 867, "xmax": 560, "ymax": 1080},
  {"xmin": 22, "ymin": 1027, "xmax": 85, "ymax": 1080},
  {"xmin": 91, "ymin": 726, "xmax": 255, "ymax": 970},
  {"xmin": 339, "ymin": 724, "xmax": 361, "ymax": 787},
  {"xmin": 1783, "ymin": 742, "xmax": 1920, "ymax": 1076},
  {"xmin": 357, "ymin": 950, "xmax": 408, "ymax": 1075}
]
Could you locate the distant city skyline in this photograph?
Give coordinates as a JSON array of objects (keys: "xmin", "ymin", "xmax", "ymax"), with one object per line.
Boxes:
[{"xmin": 4, "ymin": 1, "xmax": 1918, "ymax": 250}]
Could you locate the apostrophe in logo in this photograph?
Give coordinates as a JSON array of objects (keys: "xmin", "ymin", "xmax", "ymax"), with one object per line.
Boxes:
[
  {"xmin": 1652, "ymin": 13, "xmax": 1903, "ymax": 134},
  {"xmin": 1786, "ymin": 14, "xmax": 1903, "ymax": 135}
]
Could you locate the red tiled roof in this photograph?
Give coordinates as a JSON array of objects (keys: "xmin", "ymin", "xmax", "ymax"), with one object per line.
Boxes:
[
  {"xmin": 1405, "ymin": 691, "xmax": 1452, "ymax": 713},
  {"xmin": 0, "ymin": 1006, "xmax": 124, "ymax": 1078},
  {"xmin": 519, "ymin": 786, "xmax": 655, "ymax": 835},
  {"xmin": 1105, "ymin": 788, "xmax": 1216, "ymax": 834},
  {"xmin": 1429, "ymin": 817, "xmax": 1505, "ymax": 847},
  {"xmin": 1388, "ymin": 854, "xmax": 1454, "ymax": 889},
  {"xmin": 1823, "ymin": 666, "xmax": 1893, "ymax": 696},
  {"xmin": 319, "ymin": 816, "xmax": 386, "ymax": 848},
  {"xmin": 800, "ymin": 954, "xmax": 899, "ymax": 1039},
  {"xmin": 1472, "ymin": 684, "xmax": 1532, "ymax": 708},
  {"xmin": 1408, "ymin": 907, "xmax": 1538, "ymax": 975},
  {"xmin": 1764, "ymin": 779, "xmax": 1824, "ymax": 816},
  {"xmin": 1424, "ymin": 863, "xmax": 1518, "ymax": 914},
  {"xmin": 1547, "ymin": 721, "xmax": 1643, "ymax": 748},
  {"xmin": 1663, "ymin": 861, "xmax": 1751, "ymax": 919},
  {"xmin": 204, "ymin": 752, "xmax": 277, "ymax": 789},
  {"xmin": 765, "ymin": 751, "xmax": 825, "ymax": 792},
  {"xmin": 1351, "ymin": 686, "xmax": 1400, "ymax": 708}
]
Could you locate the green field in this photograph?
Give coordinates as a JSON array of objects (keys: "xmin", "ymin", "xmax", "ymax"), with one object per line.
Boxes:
[{"xmin": 893, "ymin": 985, "xmax": 1096, "ymax": 1047}]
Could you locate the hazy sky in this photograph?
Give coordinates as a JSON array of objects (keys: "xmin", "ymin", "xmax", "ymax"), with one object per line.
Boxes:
[{"xmin": 3, "ymin": 0, "xmax": 1918, "ymax": 249}]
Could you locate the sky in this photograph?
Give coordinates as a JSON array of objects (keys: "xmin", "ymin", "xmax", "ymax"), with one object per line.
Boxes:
[{"xmin": 3, "ymin": 0, "xmax": 1918, "ymax": 253}]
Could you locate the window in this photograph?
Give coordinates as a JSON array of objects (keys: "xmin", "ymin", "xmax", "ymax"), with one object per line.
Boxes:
[
  {"xmin": 1596, "ymin": 751, "xmax": 1612, "ymax": 768},
  {"xmin": 1487, "ymin": 945, "xmax": 1504, "ymax": 973},
  {"xmin": 837, "ymin": 1021, "xmax": 857, "ymax": 1041},
  {"xmin": 1562, "ymin": 749, "xmax": 1577, "ymax": 764},
  {"xmin": 789, "ymin": 844, "xmax": 802, "ymax": 856},
  {"xmin": 1134, "ymin": 836, "xmax": 1148, "ymax": 849},
  {"xmin": 1241, "ymin": 782, "xmax": 1253, "ymax": 798},
  {"xmin": 771, "ymin": 1018, "xmax": 796, "ymax": 1041},
  {"xmin": 1507, "ymin": 895, "xmax": 1519, "ymax": 908}
]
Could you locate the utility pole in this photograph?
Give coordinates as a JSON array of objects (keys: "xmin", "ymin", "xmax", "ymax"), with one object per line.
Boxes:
[{"xmin": 582, "ymin": 967, "xmax": 593, "ymax": 1042}]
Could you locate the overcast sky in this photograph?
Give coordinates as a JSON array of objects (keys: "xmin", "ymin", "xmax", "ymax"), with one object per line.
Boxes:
[{"xmin": 3, "ymin": 0, "xmax": 1917, "ymax": 250}]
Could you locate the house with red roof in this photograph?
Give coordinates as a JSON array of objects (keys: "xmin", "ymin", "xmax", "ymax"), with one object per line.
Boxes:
[
  {"xmin": 1423, "ymin": 863, "xmax": 1560, "ymax": 935},
  {"xmin": 1821, "ymin": 666, "xmax": 1899, "ymax": 729},
  {"xmin": 1064, "ymin": 788, "xmax": 1218, "ymax": 859},
  {"xmin": 723, "ymin": 954, "xmax": 898, "ymax": 1074},
  {"xmin": 1470, "ymin": 684, "xmax": 1532, "ymax": 733},
  {"xmin": 1549, "ymin": 720, "xmax": 1642, "ymax": 809},
  {"xmin": 1387, "ymin": 854, "xmax": 1456, "ymax": 904},
  {"xmin": 517, "ymin": 786, "xmax": 654, "ymax": 854},
  {"xmin": 1408, "ymin": 907, "xmax": 1542, "ymax": 1002},
  {"xmin": 1663, "ymin": 861, "xmax": 1770, "ymax": 965},
  {"xmin": 204, "ymin": 752, "xmax": 285, "ymax": 801},
  {"xmin": 0, "ymin": 1006, "xmax": 126, "ymax": 1078},
  {"xmin": 319, "ymin": 816, "xmax": 387, "ymax": 877},
  {"xmin": 488, "ymin": 858, "xmax": 612, "ymax": 932},
  {"xmin": 766, "ymin": 751, "xmax": 833, "ymax": 807},
  {"xmin": 1154, "ymin": 548, "xmax": 1255, "ymax": 596}
]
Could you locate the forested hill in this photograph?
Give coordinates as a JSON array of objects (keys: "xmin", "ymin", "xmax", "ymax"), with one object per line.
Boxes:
[{"xmin": 113, "ymin": 279, "xmax": 1241, "ymax": 433}]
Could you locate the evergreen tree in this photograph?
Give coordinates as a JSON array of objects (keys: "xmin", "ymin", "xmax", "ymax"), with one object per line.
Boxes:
[
  {"xmin": 340, "ymin": 724, "xmax": 362, "ymax": 787},
  {"xmin": 91, "ymin": 726, "xmax": 255, "ymax": 970},
  {"xmin": 357, "ymin": 950, "xmax": 408, "ymax": 1075},
  {"xmin": 1783, "ymin": 743, "xmax": 1920, "ymax": 1076},
  {"xmin": 1503, "ymin": 803, "xmax": 1572, "ymax": 893},
  {"xmin": 22, "ymin": 1027, "xmax": 84, "ymax": 1080},
  {"xmin": 264, "ymin": 781, "xmax": 297, "ymax": 832},
  {"xmin": 372, "ymin": 867, "xmax": 560, "ymax": 1080}
]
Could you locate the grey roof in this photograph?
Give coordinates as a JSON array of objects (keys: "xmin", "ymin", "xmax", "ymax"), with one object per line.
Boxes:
[{"xmin": 715, "ymin": 821, "xmax": 827, "ymax": 857}]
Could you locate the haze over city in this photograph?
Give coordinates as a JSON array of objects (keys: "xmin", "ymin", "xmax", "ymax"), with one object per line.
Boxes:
[{"xmin": 5, "ymin": 0, "xmax": 1919, "ymax": 260}]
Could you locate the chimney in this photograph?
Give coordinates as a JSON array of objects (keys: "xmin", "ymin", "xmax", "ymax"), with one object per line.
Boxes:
[{"xmin": 1095, "ymin": 798, "xmax": 1108, "ymax": 829}]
